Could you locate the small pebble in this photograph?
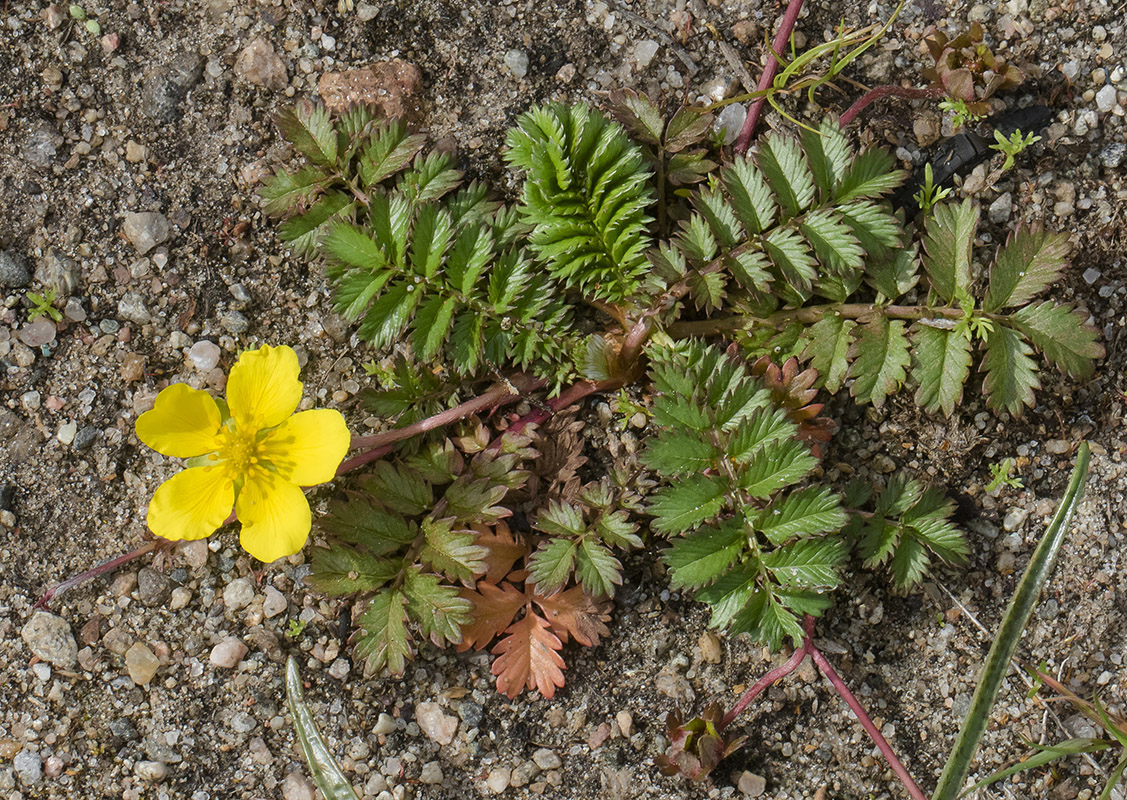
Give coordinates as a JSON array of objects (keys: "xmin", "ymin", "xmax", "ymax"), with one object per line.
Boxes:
[
  {"xmin": 715, "ymin": 103, "xmax": 747, "ymax": 145},
  {"xmin": 1002, "ymin": 507, "xmax": 1028, "ymax": 531},
  {"xmin": 121, "ymin": 212, "xmax": 171, "ymax": 255},
  {"xmin": 1082, "ymin": 268, "xmax": 1102, "ymax": 285},
  {"xmin": 373, "ymin": 713, "xmax": 397, "ymax": 736},
  {"xmin": 988, "ymin": 192, "xmax": 1012, "ymax": 224},
  {"xmin": 486, "ymin": 767, "xmax": 511, "ymax": 794},
  {"xmin": 137, "ymin": 567, "xmax": 172, "ymax": 606},
  {"xmin": 1045, "ymin": 439, "xmax": 1071, "ymax": 455},
  {"xmin": 419, "ymin": 761, "xmax": 444, "ymax": 784},
  {"xmin": 698, "ymin": 631, "xmax": 722, "ymax": 664},
  {"xmin": 738, "ymin": 771, "xmax": 767, "ymax": 797},
  {"xmin": 134, "ymin": 761, "xmax": 168, "ymax": 781},
  {"xmin": 328, "ymin": 658, "xmax": 351, "ymax": 680},
  {"xmin": 1096, "ymin": 84, "xmax": 1117, "ymax": 113},
  {"xmin": 117, "ymin": 292, "xmax": 151, "ymax": 324},
  {"xmin": 125, "ymin": 642, "xmax": 161, "ymax": 686},
  {"xmin": 234, "ymin": 38, "xmax": 288, "ymax": 90},
  {"xmin": 262, "ymin": 585, "xmax": 287, "ymax": 618},
  {"xmin": 181, "ymin": 540, "xmax": 210, "ymax": 568},
  {"xmin": 210, "ymin": 637, "xmax": 248, "ymax": 668},
  {"xmin": 13, "ymin": 751, "xmax": 42, "ymax": 786},
  {"xmin": 121, "ymin": 352, "xmax": 147, "ymax": 382},
  {"xmin": 633, "ymin": 39, "xmax": 659, "ymax": 70},
  {"xmin": 415, "ymin": 702, "xmax": 458, "ymax": 745},
  {"xmin": 57, "ymin": 421, "xmax": 77, "ymax": 445},
  {"xmin": 72, "ymin": 425, "xmax": 99, "ymax": 451},
  {"xmin": 223, "ymin": 577, "xmax": 255, "ymax": 611},
  {"xmin": 281, "ymin": 772, "xmax": 315, "ymax": 800},
  {"xmin": 532, "ymin": 748, "xmax": 562, "ymax": 770},
  {"xmin": 169, "ymin": 586, "xmax": 192, "ymax": 610},
  {"xmin": 0, "ymin": 249, "xmax": 31, "ymax": 288},
  {"xmin": 188, "ymin": 340, "xmax": 222, "ymax": 371},
  {"xmin": 503, "ymin": 49, "xmax": 529, "ymax": 79},
  {"xmin": 615, "ymin": 710, "xmax": 633, "ymax": 738},
  {"xmin": 218, "ymin": 309, "xmax": 249, "ymax": 334},
  {"xmin": 1100, "ymin": 142, "xmax": 1125, "ymax": 169},
  {"xmin": 21, "ymin": 613, "xmax": 78, "ymax": 668},
  {"xmin": 18, "ymin": 319, "xmax": 56, "ymax": 347}
]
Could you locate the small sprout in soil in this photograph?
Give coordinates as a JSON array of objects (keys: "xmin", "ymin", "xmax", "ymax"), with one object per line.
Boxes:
[
  {"xmin": 985, "ymin": 458, "xmax": 1023, "ymax": 492},
  {"xmin": 26, "ymin": 288, "xmax": 62, "ymax": 322},
  {"xmin": 991, "ymin": 128, "xmax": 1042, "ymax": 173}
]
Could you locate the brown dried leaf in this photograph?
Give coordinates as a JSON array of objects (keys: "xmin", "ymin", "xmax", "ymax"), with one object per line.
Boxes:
[
  {"xmin": 491, "ymin": 611, "xmax": 566, "ymax": 699},
  {"xmin": 457, "ymin": 581, "xmax": 528, "ymax": 651},
  {"xmin": 534, "ymin": 586, "xmax": 611, "ymax": 647},
  {"xmin": 473, "ymin": 521, "xmax": 528, "ymax": 585}
]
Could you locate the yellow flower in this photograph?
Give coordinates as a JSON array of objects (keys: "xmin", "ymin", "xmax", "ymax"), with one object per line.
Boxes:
[{"xmin": 135, "ymin": 344, "xmax": 351, "ymax": 563}]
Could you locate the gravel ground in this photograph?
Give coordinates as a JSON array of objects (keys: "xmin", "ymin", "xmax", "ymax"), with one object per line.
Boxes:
[{"xmin": 2, "ymin": 0, "xmax": 1127, "ymax": 798}]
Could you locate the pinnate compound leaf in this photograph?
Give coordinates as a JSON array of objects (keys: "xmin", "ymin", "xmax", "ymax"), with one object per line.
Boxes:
[
  {"xmin": 981, "ymin": 324, "xmax": 1040, "ymax": 417},
  {"xmin": 458, "ymin": 581, "xmax": 527, "ymax": 650},
  {"xmin": 575, "ymin": 539, "xmax": 623, "ymax": 598},
  {"xmin": 922, "ymin": 199, "xmax": 978, "ymax": 302},
  {"xmin": 738, "ymin": 439, "xmax": 817, "ymax": 499},
  {"xmin": 364, "ymin": 462, "xmax": 432, "ymax": 515},
  {"xmin": 722, "ymin": 156, "xmax": 776, "ymax": 235},
  {"xmin": 756, "ymin": 132, "xmax": 815, "ymax": 218},
  {"xmin": 355, "ymin": 589, "xmax": 411, "ymax": 675},
  {"xmin": 647, "ymin": 474, "xmax": 728, "ymax": 535},
  {"xmin": 534, "ymin": 587, "xmax": 611, "ymax": 646},
  {"xmin": 320, "ymin": 501, "xmax": 417, "ymax": 554},
  {"xmin": 278, "ymin": 104, "xmax": 338, "ymax": 167},
  {"xmin": 403, "ymin": 569, "xmax": 472, "ymax": 646},
  {"xmin": 491, "ymin": 612, "xmax": 566, "ymax": 699},
  {"xmin": 695, "ymin": 565, "xmax": 758, "ymax": 631},
  {"xmin": 664, "ymin": 519, "xmax": 746, "ymax": 591},
  {"xmin": 420, "ymin": 518, "xmax": 488, "ymax": 585},
  {"xmin": 983, "ymin": 225, "xmax": 1070, "ymax": 312},
  {"xmin": 756, "ymin": 486, "xmax": 848, "ymax": 545},
  {"xmin": 308, "ymin": 547, "xmax": 399, "ymax": 596},
  {"xmin": 849, "ymin": 317, "xmax": 911, "ymax": 408},
  {"xmin": 801, "ymin": 119, "xmax": 851, "ymax": 200},
  {"xmin": 911, "ymin": 324, "xmax": 972, "ymax": 416},
  {"xmin": 889, "ymin": 534, "xmax": 930, "ymax": 590},
  {"xmin": 762, "ymin": 538, "xmax": 846, "ymax": 589},
  {"xmin": 261, "ymin": 167, "xmax": 325, "ymax": 216},
  {"xmin": 803, "ymin": 315, "xmax": 855, "ymax": 393},
  {"xmin": 833, "ymin": 147, "xmax": 903, "ymax": 203},
  {"xmin": 526, "ymin": 538, "xmax": 578, "ymax": 595},
  {"xmin": 1010, "ymin": 301, "xmax": 1104, "ymax": 379}
]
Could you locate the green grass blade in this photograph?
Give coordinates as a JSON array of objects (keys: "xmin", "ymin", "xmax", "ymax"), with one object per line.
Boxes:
[
  {"xmin": 286, "ymin": 655, "xmax": 362, "ymax": 800},
  {"xmin": 932, "ymin": 442, "xmax": 1090, "ymax": 800},
  {"xmin": 1098, "ymin": 751, "xmax": 1127, "ymax": 800},
  {"xmin": 958, "ymin": 738, "xmax": 1111, "ymax": 797}
]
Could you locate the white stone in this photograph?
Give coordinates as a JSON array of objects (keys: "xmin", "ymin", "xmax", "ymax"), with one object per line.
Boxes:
[
  {"xmin": 503, "ymin": 49, "xmax": 529, "ymax": 79},
  {"xmin": 532, "ymin": 747, "xmax": 562, "ymax": 769},
  {"xmin": 415, "ymin": 702, "xmax": 458, "ymax": 745},
  {"xmin": 419, "ymin": 761, "xmax": 443, "ymax": 784},
  {"xmin": 223, "ymin": 577, "xmax": 255, "ymax": 611},
  {"xmin": 262, "ymin": 585, "xmax": 287, "ymax": 618},
  {"xmin": 134, "ymin": 760, "xmax": 167, "ymax": 781},
  {"xmin": 281, "ymin": 772, "xmax": 315, "ymax": 800},
  {"xmin": 715, "ymin": 102, "xmax": 747, "ymax": 145},
  {"xmin": 209, "ymin": 637, "xmax": 248, "ymax": 668},
  {"xmin": 633, "ymin": 39, "xmax": 659, "ymax": 69},
  {"xmin": 1096, "ymin": 84, "xmax": 1118, "ymax": 113},
  {"xmin": 373, "ymin": 713, "xmax": 397, "ymax": 736},
  {"xmin": 485, "ymin": 767, "xmax": 511, "ymax": 793},
  {"xmin": 57, "ymin": 421, "xmax": 77, "ymax": 445},
  {"xmin": 188, "ymin": 340, "xmax": 221, "ymax": 372}
]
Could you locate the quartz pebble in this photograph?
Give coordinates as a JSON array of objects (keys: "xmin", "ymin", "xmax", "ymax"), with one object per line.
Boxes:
[
  {"xmin": 57, "ymin": 421, "xmax": 77, "ymax": 445},
  {"xmin": 281, "ymin": 772, "xmax": 315, "ymax": 800},
  {"xmin": 485, "ymin": 767, "xmax": 511, "ymax": 793},
  {"xmin": 13, "ymin": 751, "xmax": 42, "ymax": 786},
  {"xmin": 134, "ymin": 761, "xmax": 168, "ymax": 781},
  {"xmin": 504, "ymin": 49, "xmax": 529, "ymax": 79},
  {"xmin": 1100, "ymin": 142, "xmax": 1125, "ymax": 169},
  {"xmin": 373, "ymin": 713, "xmax": 397, "ymax": 736},
  {"xmin": 118, "ymin": 292, "xmax": 151, "ymax": 324},
  {"xmin": 738, "ymin": 771, "xmax": 767, "ymax": 796},
  {"xmin": 262, "ymin": 585, "xmax": 287, "ymax": 618},
  {"xmin": 419, "ymin": 761, "xmax": 444, "ymax": 783},
  {"xmin": 18, "ymin": 319, "xmax": 56, "ymax": 347},
  {"xmin": 415, "ymin": 702, "xmax": 458, "ymax": 745},
  {"xmin": 633, "ymin": 39, "xmax": 659, "ymax": 69},
  {"xmin": 189, "ymin": 340, "xmax": 221, "ymax": 371},
  {"xmin": 223, "ymin": 577, "xmax": 255, "ymax": 611},
  {"xmin": 1096, "ymin": 84, "xmax": 1117, "ymax": 113},
  {"xmin": 125, "ymin": 642, "xmax": 161, "ymax": 686},
  {"xmin": 532, "ymin": 748, "xmax": 562, "ymax": 769},
  {"xmin": 210, "ymin": 637, "xmax": 248, "ymax": 668},
  {"xmin": 122, "ymin": 212, "xmax": 171, "ymax": 255},
  {"xmin": 21, "ymin": 612, "xmax": 78, "ymax": 669},
  {"xmin": 234, "ymin": 38, "xmax": 288, "ymax": 90}
]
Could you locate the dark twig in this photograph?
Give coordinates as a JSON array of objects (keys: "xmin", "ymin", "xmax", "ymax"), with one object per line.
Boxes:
[
  {"xmin": 34, "ymin": 539, "xmax": 165, "ymax": 609},
  {"xmin": 840, "ymin": 85, "xmax": 944, "ymax": 127}
]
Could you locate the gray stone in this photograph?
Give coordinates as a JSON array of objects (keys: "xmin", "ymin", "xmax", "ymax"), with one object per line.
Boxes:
[
  {"xmin": 137, "ymin": 567, "xmax": 172, "ymax": 606},
  {"xmin": 415, "ymin": 702, "xmax": 458, "ymax": 745},
  {"xmin": 715, "ymin": 102, "xmax": 747, "ymax": 145},
  {"xmin": 262, "ymin": 585, "xmax": 287, "ymax": 618},
  {"xmin": 13, "ymin": 751, "xmax": 41, "ymax": 786},
  {"xmin": 234, "ymin": 38, "xmax": 288, "ymax": 90},
  {"xmin": 35, "ymin": 248, "xmax": 82, "ymax": 296},
  {"xmin": 73, "ymin": 425, "xmax": 99, "ymax": 451},
  {"xmin": 0, "ymin": 250, "xmax": 31, "ymax": 288},
  {"xmin": 64, "ymin": 298, "xmax": 86, "ymax": 322},
  {"xmin": 20, "ymin": 612, "xmax": 78, "ymax": 668},
  {"xmin": 1096, "ymin": 84, "xmax": 1117, "ymax": 113},
  {"xmin": 419, "ymin": 761, "xmax": 444, "ymax": 784},
  {"xmin": 134, "ymin": 761, "xmax": 168, "ymax": 781},
  {"xmin": 141, "ymin": 52, "xmax": 204, "ymax": 122},
  {"xmin": 633, "ymin": 39, "xmax": 659, "ymax": 69},
  {"xmin": 532, "ymin": 748, "xmax": 562, "ymax": 770},
  {"xmin": 1100, "ymin": 142, "xmax": 1126, "ymax": 169},
  {"xmin": 988, "ymin": 192, "xmax": 1012, "ymax": 224},
  {"xmin": 117, "ymin": 292, "xmax": 151, "ymax": 324},
  {"xmin": 121, "ymin": 212, "xmax": 171, "ymax": 255},
  {"xmin": 17, "ymin": 319, "xmax": 56, "ymax": 347},
  {"xmin": 1083, "ymin": 267, "xmax": 1102, "ymax": 285},
  {"xmin": 210, "ymin": 637, "xmax": 248, "ymax": 668},
  {"xmin": 22, "ymin": 121, "xmax": 62, "ymax": 169},
  {"xmin": 503, "ymin": 49, "xmax": 529, "ymax": 79},
  {"xmin": 223, "ymin": 577, "xmax": 254, "ymax": 611},
  {"xmin": 218, "ymin": 309, "xmax": 249, "ymax": 334},
  {"xmin": 458, "ymin": 700, "xmax": 483, "ymax": 727}
]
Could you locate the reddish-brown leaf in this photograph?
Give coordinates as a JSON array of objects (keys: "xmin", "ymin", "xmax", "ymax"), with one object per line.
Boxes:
[
  {"xmin": 491, "ymin": 611, "xmax": 566, "ymax": 699},
  {"xmin": 534, "ymin": 586, "xmax": 611, "ymax": 647},
  {"xmin": 457, "ymin": 581, "xmax": 528, "ymax": 651},
  {"xmin": 473, "ymin": 521, "xmax": 527, "ymax": 584}
]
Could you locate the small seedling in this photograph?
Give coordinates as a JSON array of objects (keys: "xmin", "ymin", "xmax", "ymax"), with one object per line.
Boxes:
[
  {"xmin": 985, "ymin": 458, "xmax": 1023, "ymax": 492},
  {"xmin": 26, "ymin": 288, "xmax": 62, "ymax": 322},
  {"xmin": 990, "ymin": 128, "xmax": 1041, "ymax": 172},
  {"xmin": 287, "ymin": 619, "xmax": 308, "ymax": 638},
  {"xmin": 913, "ymin": 163, "xmax": 953, "ymax": 214},
  {"xmin": 938, "ymin": 97, "xmax": 986, "ymax": 131},
  {"xmin": 68, "ymin": 3, "xmax": 101, "ymax": 35}
]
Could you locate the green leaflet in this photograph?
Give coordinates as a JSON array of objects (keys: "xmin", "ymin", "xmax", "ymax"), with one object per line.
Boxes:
[
  {"xmin": 981, "ymin": 324, "xmax": 1040, "ymax": 417},
  {"xmin": 800, "ymin": 119, "xmax": 852, "ymax": 200},
  {"xmin": 355, "ymin": 588, "xmax": 412, "ymax": 675},
  {"xmin": 648, "ymin": 474, "xmax": 728, "ymax": 535},
  {"xmin": 911, "ymin": 324, "xmax": 972, "ymax": 416},
  {"xmin": 803, "ymin": 315, "xmax": 855, "ymax": 393},
  {"xmin": 756, "ymin": 132, "xmax": 816, "ymax": 218},
  {"xmin": 756, "ymin": 486, "xmax": 848, "ymax": 545},
  {"xmin": 664, "ymin": 519, "xmax": 747, "ymax": 590},
  {"xmin": 277, "ymin": 104, "xmax": 338, "ymax": 167},
  {"xmin": 403, "ymin": 569, "xmax": 473, "ymax": 646},
  {"xmin": 285, "ymin": 657, "xmax": 362, "ymax": 800},
  {"xmin": 922, "ymin": 199, "xmax": 978, "ymax": 302},
  {"xmin": 849, "ymin": 316, "xmax": 911, "ymax": 408},
  {"xmin": 1009, "ymin": 301, "xmax": 1104, "ymax": 379},
  {"xmin": 307, "ymin": 547, "xmax": 399, "ymax": 596},
  {"xmin": 982, "ymin": 224, "xmax": 1070, "ymax": 312},
  {"xmin": 762, "ymin": 537, "xmax": 846, "ymax": 589}
]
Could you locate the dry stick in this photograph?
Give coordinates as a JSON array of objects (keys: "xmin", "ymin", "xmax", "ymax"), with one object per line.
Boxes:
[
  {"xmin": 733, "ymin": 0, "xmax": 805, "ymax": 154},
  {"xmin": 839, "ymin": 85, "xmax": 945, "ymax": 127},
  {"xmin": 721, "ymin": 643, "xmax": 810, "ymax": 729}
]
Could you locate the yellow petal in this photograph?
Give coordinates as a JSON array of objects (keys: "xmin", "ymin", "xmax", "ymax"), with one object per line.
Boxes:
[
  {"xmin": 236, "ymin": 472, "xmax": 311, "ymax": 563},
  {"xmin": 227, "ymin": 344, "xmax": 302, "ymax": 431},
  {"xmin": 260, "ymin": 409, "xmax": 351, "ymax": 486},
  {"xmin": 146, "ymin": 466, "xmax": 234, "ymax": 542},
  {"xmin": 136, "ymin": 383, "xmax": 223, "ymax": 458}
]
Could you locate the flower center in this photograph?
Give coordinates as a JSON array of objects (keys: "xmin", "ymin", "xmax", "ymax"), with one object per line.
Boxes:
[{"xmin": 211, "ymin": 425, "xmax": 267, "ymax": 480}]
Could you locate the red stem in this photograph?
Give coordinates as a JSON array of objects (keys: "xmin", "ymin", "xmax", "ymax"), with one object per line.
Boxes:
[
  {"xmin": 839, "ymin": 85, "xmax": 945, "ymax": 127},
  {"xmin": 33, "ymin": 539, "xmax": 163, "ymax": 609},
  {"xmin": 721, "ymin": 643, "xmax": 809, "ymax": 729},
  {"xmin": 734, "ymin": 0, "xmax": 806, "ymax": 153}
]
